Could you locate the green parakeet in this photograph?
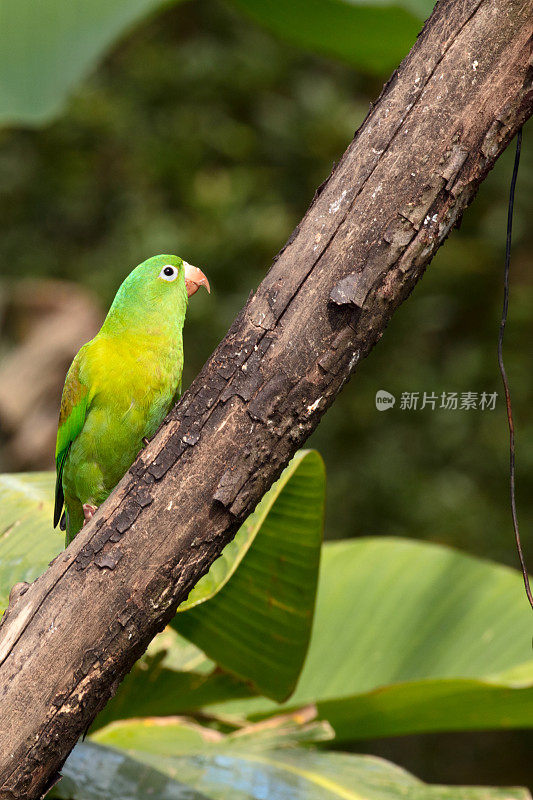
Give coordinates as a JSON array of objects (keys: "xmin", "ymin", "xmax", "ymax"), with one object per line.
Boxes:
[{"xmin": 54, "ymin": 254, "xmax": 210, "ymax": 546}]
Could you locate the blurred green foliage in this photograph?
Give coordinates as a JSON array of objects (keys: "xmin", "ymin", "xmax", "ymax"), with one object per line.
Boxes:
[
  {"xmin": 0, "ymin": 0, "xmax": 434, "ymax": 126},
  {"xmin": 0, "ymin": 0, "xmax": 531, "ymax": 568}
]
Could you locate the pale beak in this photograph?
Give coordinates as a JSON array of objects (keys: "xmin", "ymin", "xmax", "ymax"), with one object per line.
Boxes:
[{"xmin": 184, "ymin": 261, "xmax": 210, "ymax": 297}]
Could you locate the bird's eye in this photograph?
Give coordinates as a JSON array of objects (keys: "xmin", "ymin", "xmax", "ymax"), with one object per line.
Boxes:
[{"xmin": 159, "ymin": 265, "xmax": 178, "ymax": 282}]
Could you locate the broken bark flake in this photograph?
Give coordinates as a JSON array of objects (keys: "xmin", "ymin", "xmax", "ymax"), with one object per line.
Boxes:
[
  {"xmin": 248, "ymin": 301, "xmax": 276, "ymax": 331},
  {"xmin": 440, "ymin": 144, "xmax": 469, "ymax": 187},
  {"xmin": 114, "ymin": 500, "xmax": 142, "ymax": 534},
  {"xmin": 329, "ymin": 272, "xmax": 367, "ymax": 308},
  {"xmin": 94, "ymin": 549, "xmax": 123, "ymax": 571},
  {"xmin": 148, "ymin": 437, "xmax": 186, "ymax": 479},
  {"xmin": 214, "ymin": 465, "xmax": 250, "ymax": 508},
  {"xmin": 134, "ymin": 486, "xmax": 154, "ymax": 508},
  {"xmin": 75, "ymin": 545, "xmax": 95, "ymax": 571},
  {"xmin": 183, "ymin": 372, "xmax": 228, "ymax": 416}
]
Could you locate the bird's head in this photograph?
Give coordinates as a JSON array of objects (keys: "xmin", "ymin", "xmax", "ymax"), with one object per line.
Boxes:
[
  {"xmin": 137, "ymin": 254, "xmax": 210, "ymax": 298},
  {"xmin": 103, "ymin": 254, "xmax": 210, "ymax": 334}
]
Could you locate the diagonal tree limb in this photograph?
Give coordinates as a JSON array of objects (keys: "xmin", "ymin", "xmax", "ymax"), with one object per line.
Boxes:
[{"xmin": 0, "ymin": 0, "xmax": 532, "ymax": 796}]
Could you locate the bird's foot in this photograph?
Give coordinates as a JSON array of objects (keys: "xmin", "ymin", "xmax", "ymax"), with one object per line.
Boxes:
[
  {"xmin": 142, "ymin": 436, "xmax": 150, "ymax": 447},
  {"xmin": 82, "ymin": 503, "xmax": 98, "ymax": 525}
]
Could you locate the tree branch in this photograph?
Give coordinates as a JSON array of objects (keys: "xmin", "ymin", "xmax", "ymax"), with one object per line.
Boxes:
[{"xmin": 1, "ymin": 0, "xmax": 532, "ymax": 796}]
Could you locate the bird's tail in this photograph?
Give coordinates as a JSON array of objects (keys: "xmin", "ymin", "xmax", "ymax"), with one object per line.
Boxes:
[{"xmin": 64, "ymin": 503, "xmax": 84, "ymax": 548}]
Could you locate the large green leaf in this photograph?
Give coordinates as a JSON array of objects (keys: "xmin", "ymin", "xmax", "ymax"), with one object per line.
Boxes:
[
  {"xmin": 80, "ymin": 718, "xmax": 531, "ymax": 800},
  {"xmin": 173, "ymin": 450, "xmax": 325, "ymax": 702},
  {"xmin": 0, "ymin": 0, "xmax": 182, "ymax": 126},
  {"xmin": 230, "ymin": 0, "xmax": 434, "ymax": 75},
  {"xmin": 0, "ymin": 472, "xmax": 63, "ymax": 614},
  {"xmin": 209, "ymin": 538, "xmax": 533, "ymax": 739}
]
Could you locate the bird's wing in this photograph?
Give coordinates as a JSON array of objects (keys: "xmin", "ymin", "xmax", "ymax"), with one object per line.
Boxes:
[{"xmin": 54, "ymin": 350, "xmax": 90, "ymax": 528}]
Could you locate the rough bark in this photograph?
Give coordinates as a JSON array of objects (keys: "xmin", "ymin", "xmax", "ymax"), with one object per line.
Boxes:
[{"xmin": 1, "ymin": 0, "xmax": 532, "ymax": 796}]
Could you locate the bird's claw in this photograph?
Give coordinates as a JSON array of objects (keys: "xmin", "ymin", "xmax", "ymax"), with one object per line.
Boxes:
[{"xmin": 82, "ymin": 504, "xmax": 98, "ymax": 525}]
